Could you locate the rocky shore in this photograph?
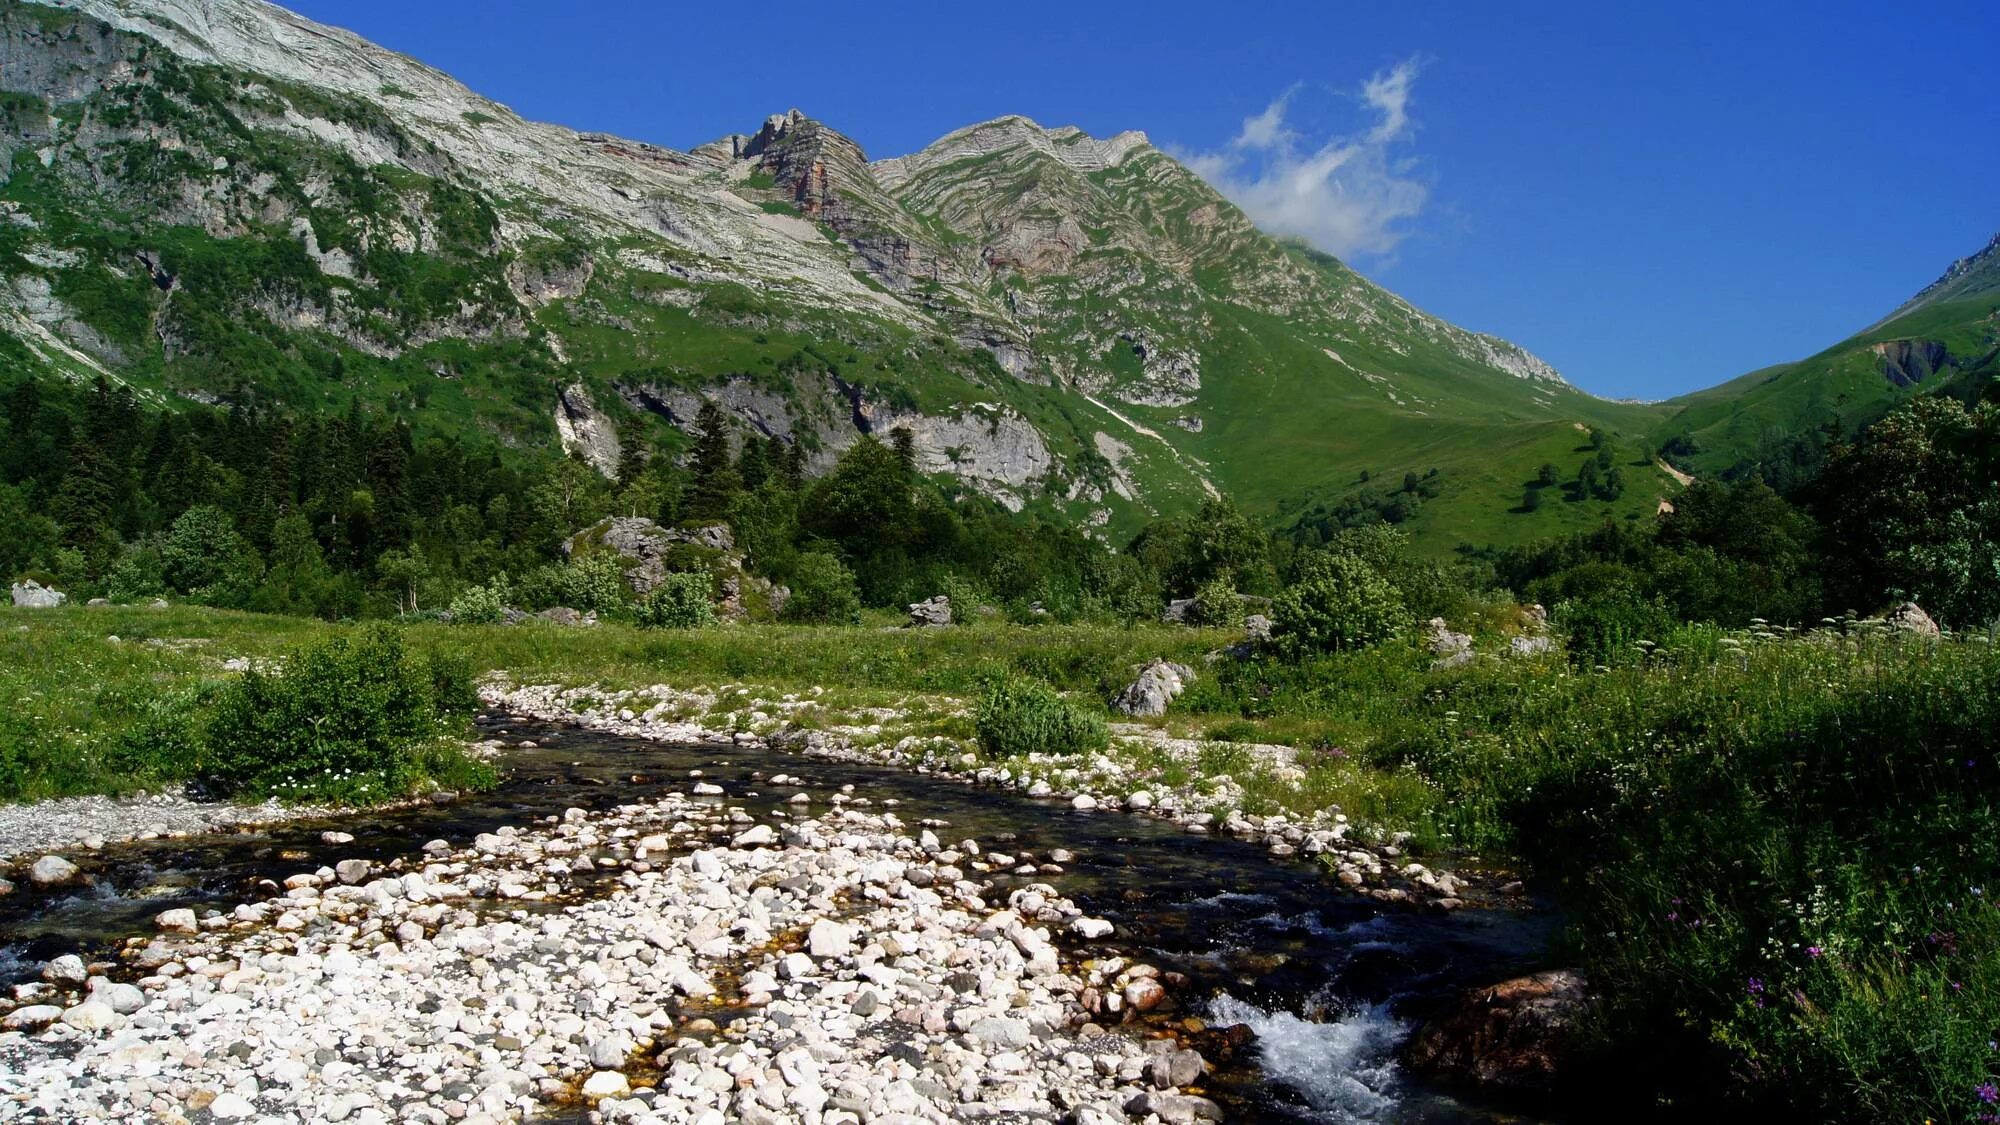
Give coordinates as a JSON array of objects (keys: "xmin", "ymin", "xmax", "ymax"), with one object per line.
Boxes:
[
  {"xmin": 490, "ymin": 681, "xmax": 1483, "ymax": 911},
  {"xmin": 0, "ymin": 776, "xmax": 1220, "ymax": 1123},
  {"xmin": 0, "ymin": 792, "xmax": 346, "ymax": 868}
]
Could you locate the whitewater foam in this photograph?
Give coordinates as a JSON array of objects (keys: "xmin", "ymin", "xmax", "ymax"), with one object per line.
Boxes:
[{"xmin": 1208, "ymin": 992, "xmax": 1411, "ymax": 1122}]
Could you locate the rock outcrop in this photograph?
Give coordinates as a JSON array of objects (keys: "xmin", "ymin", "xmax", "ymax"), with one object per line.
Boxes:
[
  {"xmin": 906, "ymin": 596, "xmax": 952, "ymax": 628},
  {"xmin": 1883, "ymin": 601, "xmax": 1941, "ymax": 637},
  {"xmin": 1112, "ymin": 661, "xmax": 1194, "ymax": 718},
  {"xmin": 554, "ymin": 385, "xmax": 621, "ymax": 478},
  {"xmin": 564, "ymin": 517, "xmax": 733, "ymax": 597},
  {"xmin": 10, "ymin": 580, "xmax": 65, "ymax": 608},
  {"xmin": 1426, "ymin": 618, "xmax": 1474, "ymax": 667},
  {"xmin": 1404, "ymin": 969, "xmax": 1592, "ymax": 1097}
]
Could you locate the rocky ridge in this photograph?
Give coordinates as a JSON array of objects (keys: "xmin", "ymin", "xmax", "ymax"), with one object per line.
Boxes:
[{"xmin": 0, "ymin": 0, "xmax": 1630, "ymax": 541}]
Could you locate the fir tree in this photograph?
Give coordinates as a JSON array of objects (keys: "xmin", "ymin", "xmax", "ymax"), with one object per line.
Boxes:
[{"xmin": 686, "ymin": 400, "xmax": 740, "ymax": 520}]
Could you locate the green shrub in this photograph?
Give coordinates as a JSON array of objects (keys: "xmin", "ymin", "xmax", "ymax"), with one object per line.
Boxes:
[
  {"xmin": 162, "ymin": 505, "xmax": 263, "ymax": 605},
  {"xmin": 974, "ymin": 676, "xmax": 1107, "ymax": 758},
  {"xmin": 1376, "ymin": 631, "xmax": 2000, "ymax": 1118},
  {"xmin": 514, "ymin": 554, "xmax": 629, "ymax": 613},
  {"xmin": 780, "ymin": 551, "xmax": 861, "ymax": 625},
  {"xmin": 1271, "ymin": 552, "xmax": 1405, "ymax": 654},
  {"xmin": 1190, "ymin": 572, "xmax": 1240, "ymax": 627},
  {"xmin": 634, "ymin": 571, "xmax": 716, "ymax": 629},
  {"xmin": 107, "ymin": 685, "xmax": 214, "ymax": 785},
  {"xmin": 200, "ymin": 626, "xmax": 485, "ymax": 802},
  {"xmin": 447, "ymin": 582, "xmax": 507, "ymax": 624}
]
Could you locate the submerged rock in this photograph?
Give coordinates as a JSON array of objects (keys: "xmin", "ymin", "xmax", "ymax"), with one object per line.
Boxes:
[{"xmin": 1404, "ymin": 968, "xmax": 1591, "ymax": 1096}]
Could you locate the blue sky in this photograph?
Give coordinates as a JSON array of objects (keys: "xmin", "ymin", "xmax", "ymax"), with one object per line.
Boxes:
[{"xmin": 288, "ymin": 0, "xmax": 1998, "ymax": 401}]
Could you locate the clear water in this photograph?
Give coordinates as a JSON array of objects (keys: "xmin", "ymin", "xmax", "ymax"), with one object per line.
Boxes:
[{"xmin": 0, "ymin": 715, "xmax": 1558, "ymax": 1122}]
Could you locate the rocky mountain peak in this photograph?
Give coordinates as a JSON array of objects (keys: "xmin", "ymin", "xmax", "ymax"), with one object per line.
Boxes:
[
  {"xmin": 872, "ymin": 115, "xmax": 1150, "ymax": 191},
  {"xmin": 1873, "ymin": 230, "xmax": 2000, "ymax": 329}
]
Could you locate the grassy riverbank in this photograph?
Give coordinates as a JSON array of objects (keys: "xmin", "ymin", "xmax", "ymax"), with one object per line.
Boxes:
[{"xmin": 6, "ymin": 602, "xmax": 2000, "ymax": 1119}]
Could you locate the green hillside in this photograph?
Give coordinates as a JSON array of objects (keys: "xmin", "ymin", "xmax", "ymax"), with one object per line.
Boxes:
[
  {"xmin": 1656, "ymin": 238, "xmax": 2000, "ymax": 480},
  {"xmin": 0, "ymin": 0, "xmax": 1669, "ymax": 552}
]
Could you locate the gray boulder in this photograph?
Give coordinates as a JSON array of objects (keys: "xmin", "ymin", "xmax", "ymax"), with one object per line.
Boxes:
[
  {"xmin": 1243, "ymin": 614, "xmax": 1273, "ymax": 641},
  {"xmin": 29, "ymin": 855, "xmax": 80, "ymax": 887},
  {"xmin": 907, "ymin": 595, "xmax": 952, "ymax": 628},
  {"xmin": 1161, "ymin": 598, "xmax": 1197, "ymax": 625},
  {"xmin": 1884, "ymin": 601, "xmax": 1940, "ymax": 637},
  {"xmin": 10, "ymin": 580, "xmax": 65, "ymax": 608},
  {"xmin": 1427, "ymin": 618, "xmax": 1475, "ymax": 667},
  {"xmin": 1113, "ymin": 660, "xmax": 1194, "ymax": 718},
  {"xmin": 1508, "ymin": 635, "xmax": 1555, "ymax": 657}
]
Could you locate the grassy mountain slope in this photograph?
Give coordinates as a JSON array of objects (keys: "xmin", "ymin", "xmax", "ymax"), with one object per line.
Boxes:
[
  {"xmin": 0, "ymin": 0, "xmax": 1673, "ymax": 549},
  {"xmin": 1657, "ymin": 235, "xmax": 2000, "ymax": 479}
]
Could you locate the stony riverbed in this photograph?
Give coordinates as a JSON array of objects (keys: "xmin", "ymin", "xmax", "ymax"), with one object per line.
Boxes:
[
  {"xmin": 0, "ymin": 785, "xmax": 1220, "ymax": 1124},
  {"xmin": 489, "ymin": 680, "xmax": 1489, "ymax": 912}
]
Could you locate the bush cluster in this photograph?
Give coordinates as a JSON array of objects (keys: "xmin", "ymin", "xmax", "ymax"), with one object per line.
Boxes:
[
  {"xmin": 634, "ymin": 572, "xmax": 717, "ymax": 629},
  {"xmin": 197, "ymin": 626, "xmax": 488, "ymax": 802},
  {"xmin": 1271, "ymin": 550, "xmax": 1405, "ymax": 654},
  {"xmin": 974, "ymin": 676, "xmax": 1107, "ymax": 759}
]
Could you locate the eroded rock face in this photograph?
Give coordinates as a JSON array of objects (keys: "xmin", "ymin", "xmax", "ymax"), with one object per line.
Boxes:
[
  {"xmin": 1871, "ymin": 339, "xmax": 1950, "ymax": 388},
  {"xmin": 1404, "ymin": 969, "xmax": 1591, "ymax": 1097},
  {"xmin": 1112, "ymin": 660, "xmax": 1194, "ymax": 718},
  {"xmin": 554, "ymin": 384, "xmax": 621, "ymax": 478},
  {"xmin": 10, "ymin": 580, "xmax": 65, "ymax": 608}
]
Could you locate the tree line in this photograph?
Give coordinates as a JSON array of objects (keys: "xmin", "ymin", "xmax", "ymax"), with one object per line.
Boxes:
[{"xmin": 4, "ymin": 375, "xmax": 1995, "ymax": 644}]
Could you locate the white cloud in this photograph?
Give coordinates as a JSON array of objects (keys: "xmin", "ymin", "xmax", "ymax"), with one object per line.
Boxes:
[{"xmin": 1179, "ymin": 60, "xmax": 1429, "ymax": 260}]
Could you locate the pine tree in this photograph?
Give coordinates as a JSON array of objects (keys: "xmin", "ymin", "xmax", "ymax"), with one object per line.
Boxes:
[
  {"xmin": 782, "ymin": 439, "xmax": 807, "ymax": 488},
  {"xmin": 686, "ymin": 400, "xmax": 740, "ymax": 520},
  {"xmin": 891, "ymin": 427, "xmax": 918, "ymax": 478},
  {"xmin": 737, "ymin": 434, "xmax": 769, "ymax": 491},
  {"xmin": 616, "ymin": 436, "xmax": 648, "ymax": 491},
  {"xmin": 55, "ymin": 439, "xmax": 118, "ymax": 573}
]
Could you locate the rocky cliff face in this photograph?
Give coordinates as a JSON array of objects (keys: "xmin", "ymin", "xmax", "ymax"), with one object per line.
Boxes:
[{"xmin": 0, "ymin": 0, "xmax": 1633, "ymax": 541}]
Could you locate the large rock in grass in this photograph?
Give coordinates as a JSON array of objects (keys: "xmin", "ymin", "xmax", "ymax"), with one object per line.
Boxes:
[
  {"xmin": 564, "ymin": 516, "xmax": 733, "ymax": 596},
  {"xmin": 906, "ymin": 595, "xmax": 952, "ymax": 627},
  {"xmin": 1404, "ymin": 969, "xmax": 1591, "ymax": 1097},
  {"xmin": 1884, "ymin": 601, "xmax": 1940, "ymax": 637},
  {"xmin": 1113, "ymin": 660, "xmax": 1194, "ymax": 718},
  {"xmin": 1426, "ymin": 618, "xmax": 1474, "ymax": 667},
  {"xmin": 10, "ymin": 580, "xmax": 65, "ymax": 608}
]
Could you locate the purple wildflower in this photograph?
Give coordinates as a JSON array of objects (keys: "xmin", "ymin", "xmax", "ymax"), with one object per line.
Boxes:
[
  {"xmin": 1747, "ymin": 977, "xmax": 1765, "ymax": 994},
  {"xmin": 1977, "ymin": 1081, "xmax": 1999, "ymax": 1105}
]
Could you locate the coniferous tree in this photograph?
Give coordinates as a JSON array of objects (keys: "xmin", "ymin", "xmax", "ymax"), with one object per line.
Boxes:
[
  {"xmin": 55, "ymin": 439, "xmax": 118, "ymax": 573},
  {"xmin": 737, "ymin": 436, "xmax": 769, "ymax": 491},
  {"xmin": 615, "ymin": 433, "xmax": 649, "ymax": 492},
  {"xmin": 686, "ymin": 400, "xmax": 740, "ymax": 520}
]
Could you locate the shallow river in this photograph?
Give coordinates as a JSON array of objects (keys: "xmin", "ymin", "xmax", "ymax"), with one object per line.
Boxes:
[{"xmin": 0, "ymin": 716, "xmax": 1559, "ymax": 1123}]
